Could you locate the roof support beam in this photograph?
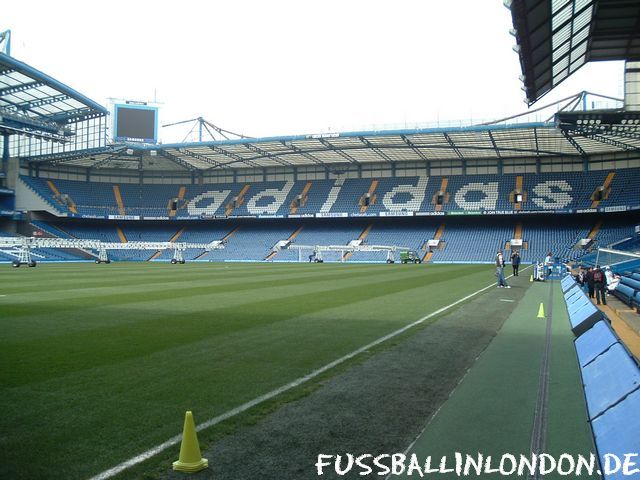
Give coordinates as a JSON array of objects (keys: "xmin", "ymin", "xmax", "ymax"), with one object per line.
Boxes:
[
  {"xmin": 48, "ymin": 107, "xmax": 104, "ymax": 123},
  {"xmin": 177, "ymin": 148, "xmax": 228, "ymax": 170},
  {"xmin": 158, "ymin": 149, "xmax": 199, "ymax": 172},
  {"xmin": 89, "ymin": 148, "xmax": 134, "ymax": 169},
  {"xmin": 358, "ymin": 136, "xmax": 393, "ymax": 162},
  {"xmin": 21, "ymin": 146, "xmax": 117, "ymax": 164},
  {"xmin": 487, "ymin": 130, "xmax": 502, "ymax": 159},
  {"xmin": 242, "ymin": 143, "xmax": 292, "ymax": 166},
  {"xmin": 279, "ymin": 140, "xmax": 324, "ymax": 166},
  {"xmin": 15, "ymin": 93, "xmax": 70, "ymax": 112},
  {"xmin": 0, "ymin": 81, "xmax": 45, "ymax": 96},
  {"xmin": 443, "ymin": 132, "xmax": 464, "ymax": 159},
  {"xmin": 560, "ymin": 129, "xmax": 588, "ymax": 159},
  {"xmin": 400, "ymin": 135, "xmax": 429, "ymax": 161},
  {"xmin": 208, "ymin": 145, "xmax": 261, "ymax": 168},
  {"xmin": 318, "ymin": 137, "xmax": 359, "ymax": 163}
]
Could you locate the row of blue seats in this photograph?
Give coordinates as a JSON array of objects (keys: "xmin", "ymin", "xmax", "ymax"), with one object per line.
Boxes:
[
  {"xmin": 22, "ymin": 216, "xmax": 638, "ymax": 264},
  {"xmin": 561, "ymin": 276, "xmax": 640, "ymax": 479},
  {"xmin": 20, "ymin": 169, "xmax": 640, "ymax": 218},
  {"xmin": 613, "ymin": 274, "xmax": 640, "ymax": 311}
]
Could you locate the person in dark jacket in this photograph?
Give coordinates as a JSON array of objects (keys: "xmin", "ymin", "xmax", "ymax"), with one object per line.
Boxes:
[
  {"xmin": 511, "ymin": 251, "xmax": 521, "ymax": 276},
  {"xmin": 585, "ymin": 267, "xmax": 595, "ymax": 298},
  {"xmin": 593, "ymin": 265, "xmax": 607, "ymax": 305}
]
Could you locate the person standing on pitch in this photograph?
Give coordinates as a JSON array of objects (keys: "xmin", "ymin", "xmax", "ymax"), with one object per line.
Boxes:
[
  {"xmin": 511, "ymin": 250, "xmax": 521, "ymax": 276},
  {"xmin": 496, "ymin": 250, "xmax": 511, "ymax": 288}
]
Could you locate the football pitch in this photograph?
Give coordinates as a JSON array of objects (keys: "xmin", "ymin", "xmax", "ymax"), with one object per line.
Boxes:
[{"xmin": 0, "ymin": 261, "xmax": 503, "ymax": 479}]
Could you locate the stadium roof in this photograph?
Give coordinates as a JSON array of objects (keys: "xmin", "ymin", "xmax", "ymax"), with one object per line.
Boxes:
[
  {"xmin": 22, "ymin": 117, "xmax": 640, "ymax": 172},
  {"xmin": 0, "ymin": 52, "xmax": 108, "ymax": 141},
  {"xmin": 509, "ymin": 0, "xmax": 640, "ymax": 105}
]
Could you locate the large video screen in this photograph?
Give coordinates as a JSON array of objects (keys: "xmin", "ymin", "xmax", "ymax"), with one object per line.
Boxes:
[{"xmin": 114, "ymin": 104, "xmax": 158, "ymax": 143}]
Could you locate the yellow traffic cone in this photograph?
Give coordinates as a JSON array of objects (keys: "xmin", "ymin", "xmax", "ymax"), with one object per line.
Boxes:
[
  {"xmin": 537, "ymin": 303, "xmax": 545, "ymax": 318},
  {"xmin": 173, "ymin": 411, "xmax": 208, "ymax": 473}
]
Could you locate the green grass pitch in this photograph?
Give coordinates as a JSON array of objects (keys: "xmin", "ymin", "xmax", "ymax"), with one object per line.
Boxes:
[{"xmin": 0, "ymin": 262, "xmax": 491, "ymax": 479}]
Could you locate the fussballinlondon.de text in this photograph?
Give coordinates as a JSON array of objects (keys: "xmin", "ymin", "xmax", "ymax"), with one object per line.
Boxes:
[{"xmin": 315, "ymin": 452, "xmax": 640, "ymax": 477}]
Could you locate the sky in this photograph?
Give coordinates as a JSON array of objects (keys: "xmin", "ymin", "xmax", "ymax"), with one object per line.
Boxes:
[{"xmin": 3, "ymin": 0, "xmax": 626, "ymax": 143}]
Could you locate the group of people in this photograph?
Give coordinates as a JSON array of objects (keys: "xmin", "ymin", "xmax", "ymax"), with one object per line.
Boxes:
[
  {"xmin": 575, "ymin": 265, "xmax": 620, "ymax": 305},
  {"xmin": 494, "ymin": 248, "xmax": 620, "ymax": 305}
]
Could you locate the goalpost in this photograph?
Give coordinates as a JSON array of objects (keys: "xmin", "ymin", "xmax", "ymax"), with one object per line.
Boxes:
[{"xmin": 593, "ymin": 247, "xmax": 640, "ymax": 271}]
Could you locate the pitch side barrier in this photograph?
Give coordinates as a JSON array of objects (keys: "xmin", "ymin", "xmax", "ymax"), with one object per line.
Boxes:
[{"xmin": 0, "ymin": 236, "xmax": 224, "ymax": 267}]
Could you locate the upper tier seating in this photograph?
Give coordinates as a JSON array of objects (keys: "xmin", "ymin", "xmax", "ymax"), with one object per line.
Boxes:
[{"xmin": 20, "ymin": 168, "xmax": 640, "ymax": 219}]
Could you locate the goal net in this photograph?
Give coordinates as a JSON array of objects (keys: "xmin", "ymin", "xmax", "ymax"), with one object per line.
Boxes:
[{"xmin": 583, "ymin": 247, "xmax": 640, "ymax": 272}]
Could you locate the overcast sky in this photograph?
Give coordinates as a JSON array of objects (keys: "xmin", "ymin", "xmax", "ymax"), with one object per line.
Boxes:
[{"xmin": 4, "ymin": 0, "xmax": 626, "ymax": 142}]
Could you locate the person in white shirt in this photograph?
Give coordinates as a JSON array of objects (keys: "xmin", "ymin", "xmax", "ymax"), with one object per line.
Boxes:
[
  {"xmin": 544, "ymin": 252, "xmax": 553, "ymax": 277},
  {"xmin": 495, "ymin": 250, "xmax": 511, "ymax": 288}
]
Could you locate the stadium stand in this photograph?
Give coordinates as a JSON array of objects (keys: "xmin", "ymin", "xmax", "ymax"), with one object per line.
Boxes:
[
  {"xmin": 20, "ymin": 210, "xmax": 637, "ymax": 265},
  {"xmin": 18, "ymin": 168, "xmax": 640, "ymax": 220},
  {"xmin": 205, "ymin": 222, "xmax": 296, "ymax": 262},
  {"xmin": 429, "ymin": 220, "xmax": 513, "ymax": 264}
]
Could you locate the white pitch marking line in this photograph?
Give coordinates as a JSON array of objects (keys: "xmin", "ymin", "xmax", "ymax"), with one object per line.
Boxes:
[
  {"xmin": 89, "ymin": 274, "xmax": 513, "ymax": 480},
  {"xmin": 500, "ymin": 298, "xmax": 515, "ymax": 302}
]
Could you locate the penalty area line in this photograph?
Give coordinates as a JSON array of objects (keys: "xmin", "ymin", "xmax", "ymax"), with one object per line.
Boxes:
[{"xmin": 89, "ymin": 276, "xmax": 503, "ymax": 480}]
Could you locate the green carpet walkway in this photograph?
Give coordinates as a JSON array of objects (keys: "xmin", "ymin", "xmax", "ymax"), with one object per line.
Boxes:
[{"xmin": 401, "ymin": 281, "xmax": 598, "ymax": 479}]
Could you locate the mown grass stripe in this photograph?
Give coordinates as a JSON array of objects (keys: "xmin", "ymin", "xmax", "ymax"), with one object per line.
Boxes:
[
  {"xmin": 1, "ymin": 263, "xmax": 491, "ymax": 479},
  {"xmin": 88, "ymin": 277, "xmax": 499, "ymax": 480},
  {"xmin": 2, "ymin": 267, "xmax": 479, "ymax": 386}
]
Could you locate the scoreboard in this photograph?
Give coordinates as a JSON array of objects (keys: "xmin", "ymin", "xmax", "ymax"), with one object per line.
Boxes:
[{"xmin": 113, "ymin": 102, "xmax": 158, "ymax": 143}]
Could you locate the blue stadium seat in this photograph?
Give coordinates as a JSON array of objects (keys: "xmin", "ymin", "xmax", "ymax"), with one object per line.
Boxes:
[
  {"xmin": 581, "ymin": 343, "xmax": 640, "ymax": 420},
  {"xmin": 574, "ymin": 320, "xmax": 618, "ymax": 368},
  {"xmin": 568, "ymin": 299, "xmax": 604, "ymax": 337},
  {"xmin": 620, "ymin": 276, "xmax": 640, "ymax": 292},
  {"xmin": 591, "ymin": 388, "xmax": 640, "ymax": 480},
  {"xmin": 561, "ymin": 275, "xmax": 576, "ymax": 292},
  {"xmin": 614, "ymin": 284, "xmax": 637, "ymax": 307}
]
